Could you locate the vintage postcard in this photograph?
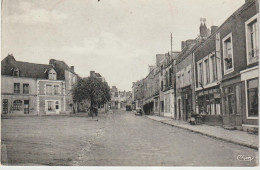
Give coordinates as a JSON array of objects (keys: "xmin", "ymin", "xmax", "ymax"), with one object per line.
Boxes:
[{"xmin": 1, "ymin": 0, "xmax": 259, "ymax": 167}]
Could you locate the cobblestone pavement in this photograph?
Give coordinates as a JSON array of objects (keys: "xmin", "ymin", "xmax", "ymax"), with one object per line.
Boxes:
[
  {"xmin": 1, "ymin": 110, "xmax": 258, "ymax": 166},
  {"xmin": 76, "ymin": 110, "xmax": 258, "ymax": 166}
]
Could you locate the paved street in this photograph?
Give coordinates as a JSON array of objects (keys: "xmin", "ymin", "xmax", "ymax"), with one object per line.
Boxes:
[{"xmin": 1, "ymin": 110, "xmax": 258, "ymax": 166}]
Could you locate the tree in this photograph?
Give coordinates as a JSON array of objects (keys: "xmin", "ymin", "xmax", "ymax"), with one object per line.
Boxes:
[{"xmin": 72, "ymin": 77, "xmax": 111, "ymax": 115}]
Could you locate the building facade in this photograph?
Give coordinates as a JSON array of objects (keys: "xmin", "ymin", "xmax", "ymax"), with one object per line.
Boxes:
[{"xmin": 1, "ymin": 55, "xmax": 80, "ymax": 115}]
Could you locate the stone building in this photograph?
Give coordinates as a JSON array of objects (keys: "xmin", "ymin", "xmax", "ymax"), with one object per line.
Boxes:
[
  {"xmin": 1, "ymin": 55, "xmax": 66, "ymax": 115},
  {"xmin": 216, "ymin": 0, "xmax": 258, "ymax": 129}
]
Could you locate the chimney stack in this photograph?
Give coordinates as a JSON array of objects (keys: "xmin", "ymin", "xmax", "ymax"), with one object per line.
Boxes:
[
  {"xmin": 90, "ymin": 71, "xmax": 95, "ymax": 77},
  {"xmin": 186, "ymin": 39, "xmax": 196, "ymax": 47},
  {"xmin": 49, "ymin": 59, "xmax": 56, "ymax": 65},
  {"xmin": 70, "ymin": 66, "xmax": 74, "ymax": 71},
  {"xmin": 211, "ymin": 26, "xmax": 219, "ymax": 34},
  {"xmin": 181, "ymin": 41, "xmax": 186, "ymax": 50}
]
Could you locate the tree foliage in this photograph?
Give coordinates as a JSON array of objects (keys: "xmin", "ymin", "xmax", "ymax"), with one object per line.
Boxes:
[{"xmin": 72, "ymin": 77, "xmax": 111, "ymax": 108}]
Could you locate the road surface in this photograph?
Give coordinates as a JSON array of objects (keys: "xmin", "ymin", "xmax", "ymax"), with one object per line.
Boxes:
[{"xmin": 1, "ymin": 110, "xmax": 258, "ymax": 166}]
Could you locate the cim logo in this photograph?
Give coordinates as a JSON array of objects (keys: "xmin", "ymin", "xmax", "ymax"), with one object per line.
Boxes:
[{"xmin": 237, "ymin": 155, "xmax": 255, "ymax": 162}]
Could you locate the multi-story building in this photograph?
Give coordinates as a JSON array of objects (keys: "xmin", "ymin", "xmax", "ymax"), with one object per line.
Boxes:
[
  {"xmin": 193, "ymin": 0, "xmax": 259, "ymax": 128},
  {"xmin": 217, "ymin": 0, "xmax": 258, "ymax": 129},
  {"xmin": 176, "ymin": 40, "xmax": 198, "ymax": 121},
  {"xmin": 153, "ymin": 66, "xmax": 160, "ymax": 115},
  {"xmin": 49, "ymin": 59, "xmax": 79, "ymax": 113},
  {"xmin": 132, "ymin": 0, "xmax": 258, "ymax": 131},
  {"xmin": 1, "ymin": 55, "xmax": 67, "ymax": 115},
  {"xmin": 1, "ymin": 55, "xmax": 38, "ymax": 114},
  {"xmin": 163, "ymin": 52, "xmax": 179, "ymax": 118},
  {"xmin": 143, "ymin": 66, "xmax": 156, "ymax": 115},
  {"xmin": 194, "ymin": 26, "xmax": 222, "ymax": 125}
]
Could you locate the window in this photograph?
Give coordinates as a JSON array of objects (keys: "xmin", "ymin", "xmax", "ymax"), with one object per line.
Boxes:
[
  {"xmin": 161, "ymin": 65, "xmax": 163, "ymax": 76},
  {"xmin": 13, "ymin": 68, "xmax": 19, "ymax": 77},
  {"xmin": 223, "ymin": 33, "xmax": 234, "ymax": 74},
  {"xmin": 224, "ymin": 86, "xmax": 236, "ymax": 115},
  {"xmin": 46, "ymin": 85, "xmax": 52, "ymax": 95},
  {"xmin": 166, "ymin": 71, "xmax": 169, "ymax": 87},
  {"xmin": 169, "ymin": 68, "xmax": 172, "ymax": 86},
  {"xmin": 49, "ymin": 73, "xmax": 53, "ymax": 80},
  {"xmin": 13, "ymin": 100, "xmax": 22, "ymax": 111},
  {"xmin": 47, "ymin": 101, "xmax": 55, "ymax": 111},
  {"xmin": 48, "ymin": 70, "xmax": 57, "ymax": 80},
  {"xmin": 210, "ymin": 55, "xmax": 216, "ymax": 82},
  {"xmin": 53, "ymin": 73, "xmax": 56, "ymax": 80},
  {"xmin": 14, "ymin": 83, "xmax": 20, "ymax": 93},
  {"xmin": 161, "ymin": 81, "xmax": 163, "ymax": 91},
  {"xmin": 247, "ymin": 78, "xmax": 258, "ymax": 117},
  {"xmin": 2, "ymin": 99, "xmax": 8, "ymax": 114},
  {"xmin": 187, "ymin": 70, "xmax": 191, "ymax": 84},
  {"xmin": 54, "ymin": 85, "xmax": 59, "ymax": 95},
  {"xmin": 181, "ymin": 74, "xmax": 184, "ymax": 87},
  {"xmin": 245, "ymin": 14, "xmax": 259, "ymax": 64},
  {"xmin": 23, "ymin": 84, "xmax": 29, "ymax": 94},
  {"xmin": 197, "ymin": 61, "xmax": 203, "ymax": 88},
  {"xmin": 204, "ymin": 59, "xmax": 210, "ymax": 85},
  {"xmin": 216, "ymin": 33, "xmax": 222, "ymax": 80},
  {"xmin": 55, "ymin": 101, "xmax": 59, "ymax": 110}
]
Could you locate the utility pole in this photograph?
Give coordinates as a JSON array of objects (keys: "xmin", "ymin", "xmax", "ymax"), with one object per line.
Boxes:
[{"xmin": 170, "ymin": 33, "xmax": 173, "ymax": 57}]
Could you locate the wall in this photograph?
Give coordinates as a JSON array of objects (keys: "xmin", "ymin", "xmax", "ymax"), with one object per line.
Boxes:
[
  {"xmin": 1, "ymin": 76, "xmax": 37, "ymax": 114},
  {"xmin": 37, "ymin": 79, "xmax": 65, "ymax": 114}
]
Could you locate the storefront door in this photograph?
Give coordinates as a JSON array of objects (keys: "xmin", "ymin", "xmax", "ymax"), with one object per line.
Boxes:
[{"xmin": 24, "ymin": 100, "xmax": 29, "ymax": 114}]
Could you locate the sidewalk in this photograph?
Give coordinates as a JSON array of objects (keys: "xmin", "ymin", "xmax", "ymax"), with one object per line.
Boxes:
[{"xmin": 147, "ymin": 115, "xmax": 258, "ymax": 150}]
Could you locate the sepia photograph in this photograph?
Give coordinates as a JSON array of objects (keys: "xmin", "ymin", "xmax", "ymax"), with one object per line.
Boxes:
[{"xmin": 1, "ymin": 0, "xmax": 259, "ymax": 167}]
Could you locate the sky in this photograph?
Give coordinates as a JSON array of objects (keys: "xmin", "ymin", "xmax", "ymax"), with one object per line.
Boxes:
[{"xmin": 1, "ymin": 0, "xmax": 245, "ymax": 91}]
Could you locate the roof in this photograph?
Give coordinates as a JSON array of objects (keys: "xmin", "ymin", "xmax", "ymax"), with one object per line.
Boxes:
[
  {"xmin": 95, "ymin": 73, "xmax": 102, "ymax": 77},
  {"xmin": 175, "ymin": 40, "xmax": 204, "ymax": 65},
  {"xmin": 50, "ymin": 59, "xmax": 78, "ymax": 80},
  {"xmin": 1, "ymin": 55, "xmax": 55, "ymax": 79}
]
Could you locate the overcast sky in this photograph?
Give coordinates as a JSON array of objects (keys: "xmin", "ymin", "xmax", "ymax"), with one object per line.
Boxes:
[{"xmin": 2, "ymin": 0, "xmax": 245, "ymax": 91}]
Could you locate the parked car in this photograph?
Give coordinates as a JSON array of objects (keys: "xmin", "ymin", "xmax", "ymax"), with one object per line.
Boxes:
[
  {"xmin": 135, "ymin": 107, "xmax": 143, "ymax": 116},
  {"xmin": 126, "ymin": 105, "xmax": 132, "ymax": 111}
]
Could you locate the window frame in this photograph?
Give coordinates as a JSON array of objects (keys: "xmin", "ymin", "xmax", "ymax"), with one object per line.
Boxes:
[
  {"xmin": 23, "ymin": 83, "xmax": 29, "ymax": 94},
  {"xmin": 14, "ymin": 83, "xmax": 20, "ymax": 94},
  {"xmin": 46, "ymin": 84, "xmax": 53, "ymax": 95},
  {"xmin": 222, "ymin": 33, "xmax": 234, "ymax": 75},
  {"xmin": 245, "ymin": 78, "xmax": 258, "ymax": 119},
  {"xmin": 245, "ymin": 14, "xmax": 259, "ymax": 65},
  {"xmin": 54, "ymin": 85, "xmax": 60, "ymax": 95},
  {"xmin": 197, "ymin": 59, "xmax": 203, "ymax": 87},
  {"xmin": 13, "ymin": 100, "xmax": 22, "ymax": 111}
]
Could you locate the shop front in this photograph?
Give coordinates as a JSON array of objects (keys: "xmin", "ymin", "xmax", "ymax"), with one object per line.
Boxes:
[
  {"xmin": 196, "ymin": 85, "xmax": 222, "ymax": 125},
  {"xmin": 240, "ymin": 66, "xmax": 259, "ymax": 130},
  {"xmin": 181, "ymin": 86, "xmax": 192, "ymax": 121}
]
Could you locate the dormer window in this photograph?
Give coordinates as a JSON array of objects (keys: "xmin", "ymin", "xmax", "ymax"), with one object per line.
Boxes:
[
  {"xmin": 48, "ymin": 69, "xmax": 57, "ymax": 80},
  {"xmin": 13, "ymin": 68, "xmax": 19, "ymax": 77}
]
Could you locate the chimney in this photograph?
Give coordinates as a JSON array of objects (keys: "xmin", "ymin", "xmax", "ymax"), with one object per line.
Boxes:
[
  {"xmin": 181, "ymin": 41, "xmax": 186, "ymax": 50},
  {"xmin": 90, "ymin": 71, "xmax": 95, "ymax": 77},
  {"xmin": 148, "ymin": 65, "xmax": 155, "ymax": 73},
  {"xmin": 70, "ymin": 66, "xmax": 74, "ymax": 71},
  {"xmin": 185, "ymin": 39, "xmax": 196, "ymax": 47},
  {"xmin": 49, "ymin": 59, "xmax": 56, "ymax": 65},
  {"xmin": 156, "ymin": 54, "xmax": 165, "ymax": 66},
  {"xmin": 211, "ymin": 26, "xmax": 218, "ymax": 34}
]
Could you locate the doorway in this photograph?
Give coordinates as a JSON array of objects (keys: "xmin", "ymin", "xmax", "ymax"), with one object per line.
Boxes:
[{"xmin": 24, "ymin": 100, "xmax": 29, "ymax": 114}]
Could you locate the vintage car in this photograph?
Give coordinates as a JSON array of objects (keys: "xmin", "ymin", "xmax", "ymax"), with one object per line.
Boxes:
[{"xmin": 126, "ymin": 105, "xmax": 132, "ymax": 111}]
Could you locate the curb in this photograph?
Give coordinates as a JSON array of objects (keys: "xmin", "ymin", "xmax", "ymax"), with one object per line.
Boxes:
[{"xmin": 148, "ymin": 117, "xmax": 258, "ymax": 150}]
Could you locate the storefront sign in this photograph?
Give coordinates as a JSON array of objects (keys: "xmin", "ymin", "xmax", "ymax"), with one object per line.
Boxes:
[{"xmin": 214, "ymin": 93, "xmax": 221, "ymax": 99}]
